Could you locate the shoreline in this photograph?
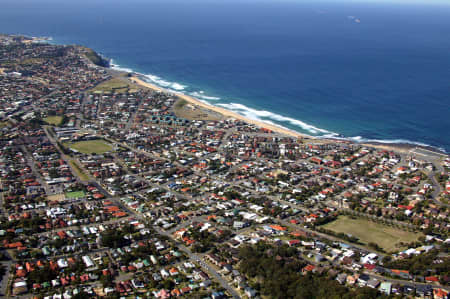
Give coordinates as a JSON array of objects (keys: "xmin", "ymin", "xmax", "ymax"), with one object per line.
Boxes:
[
  {"xmin": 128, "ymin": 75, "xmax": 448, "ymax": 157},
  {"xmin": 3, "ymin": 34, "xmax": 448, "ymax": 156},
  {"xmin": 362, "ymin": 142, "xmax": 448, "ymax": 157},
  {"xmin": 107, "ymin": 58, "xmax": 448, "ymax": 156},
  {"xmin": 129, "ymin": 76, "xmax": 312, "ymax": 140}
]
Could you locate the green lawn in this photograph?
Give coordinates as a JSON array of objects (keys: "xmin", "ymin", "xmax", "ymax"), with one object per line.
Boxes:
[
  {"xmin": 321, "ymin": 215, "xmax": 422, "ymax": 252},
  {"xmin": 69, "ymin": 160, "xmax": 89, "ymax": 181},
  {"xmin": 65, "ymin": 190, "xmax": 86, "ymax": 199},
  {"xmin": 65, "ymin": 139, "xmax": 113, "ymax": 154},
  {"xmin": 90, "ymin": 77, "xmax": 139, "ymax": 93},
  {"xmin": 44, "ymin": 116, "xmax": 63, "ymax": 126}
]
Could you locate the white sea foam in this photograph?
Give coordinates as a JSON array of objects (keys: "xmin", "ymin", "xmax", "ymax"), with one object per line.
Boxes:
[
  {"xmin": 216, "ymin": 102, "xmax": 336, "ymax": 136},
  {"xmin": 110, "ymin": 60, "xmax": 187, "ymax": 91},
  {"xmin": 201, "ymin": 95, "xmax": 221, "ymax": 100},
  {"xmin": 108, "ymin": 60, "xmax": 447, "ymax": 153},
  {"xmin": 190, "ymin": 91, "xmax": 221, "ymax": 101},
  {"xmin": 144, "ymin": 74, "xmax": 170, "ymax": 87},
  {"xmin": 143, "ymin": 74, "xmax": 187, "ymax": 91},
  {"xmin": 348, "ymin": 136, "xmax": 427, "ymax": 147},
  {"xmin": 110, "ymin": 59, "xmax": 135, "ymax": 73},
  {"xmin": 317, "ymin": 135, "xmax": 446, "ymax": 152},
  {"xmin": 171, "ymin": 83, "xmax": 187, "ymax": 91},
  {"xmin": 349, "ymin": 136, "xmax": 446, "ymax": 151}
]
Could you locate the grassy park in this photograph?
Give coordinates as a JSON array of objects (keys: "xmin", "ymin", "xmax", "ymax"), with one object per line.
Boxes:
[
  {"xmin": 91, "ymin": 77, "xmax": 139, "ymax": 93},
  {"xmin": 173, "ymin": 99, "xmax": 223, "ymax": 121},
  {"xmin": 65, "ymin": 139, "xmax": 113, "ymax": 154},
  {"xmin": 44, "ymin": 116, "xmax": 63, "ymax": 126},
  {"xmin": 321, "ymin": 215, "xmax": 421, "ymax": 252},
  {"xmin": 65, "ymin": 190, "xmax": 86, "ymax": 199}
]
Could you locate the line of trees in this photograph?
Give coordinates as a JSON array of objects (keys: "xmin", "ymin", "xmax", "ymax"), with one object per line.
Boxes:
[{"xmin": 238, "ymin": 242, "xmax": 391, "ymax": 299}]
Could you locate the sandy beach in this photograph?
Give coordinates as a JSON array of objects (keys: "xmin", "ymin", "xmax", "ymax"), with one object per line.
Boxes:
[
  {"xmin": 128, "ymin": 76, "xmax": 448, "ymax": 157},
  {"xmin": 130, "ymin": 76, "xmax": 310, "ymax": 140}
]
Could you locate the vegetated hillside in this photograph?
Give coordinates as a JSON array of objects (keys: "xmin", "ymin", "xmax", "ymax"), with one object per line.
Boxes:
[{"xmin": 83, "ymin": 47, "xmax": 109, "ymax": 67}]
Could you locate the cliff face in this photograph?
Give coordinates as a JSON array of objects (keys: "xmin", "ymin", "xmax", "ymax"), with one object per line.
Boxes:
[{"xmin": 84, "ymin": 48, "xmax": 109, "ymax": 67}]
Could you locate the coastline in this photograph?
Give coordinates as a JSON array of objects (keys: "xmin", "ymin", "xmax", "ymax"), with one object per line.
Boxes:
[
  {"xmin": 3, "ymin": 30, "xmax": 450, "ymax": 297},
  {"xmin": 2, "ymin": 28, "xmax": 449, "ymax": 154},
  {"xmin": 361, "ymin": 142, "xmax": 449, "ymax": 157},
  {"xmin": 129, "ymin": 76, "xmax": 448, "ymax": 157},
  {"xmin": 129, "ymin": 76, "xmax": 311, "ymax": 140},
  {"xmin": 107, "ymin": 58, "xmax": 448, "ymax": 155}
]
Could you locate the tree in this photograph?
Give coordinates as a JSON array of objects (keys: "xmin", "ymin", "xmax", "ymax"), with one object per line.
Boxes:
[
  {"xmin": 100, "ymin": 274, "xmax": 113, "ymax": 288},
  {"xmin": 237, "ymin": 242, "xmax": 388, "ymax": 299},
  {"xmin": 72, "ymin": 291, "xmax": 91, "ymax": 299}
]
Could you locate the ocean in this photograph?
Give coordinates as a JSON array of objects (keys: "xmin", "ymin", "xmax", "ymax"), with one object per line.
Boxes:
[{"xmin": 1, "ymin": 0, "xmax": 450, "ymax": 151}]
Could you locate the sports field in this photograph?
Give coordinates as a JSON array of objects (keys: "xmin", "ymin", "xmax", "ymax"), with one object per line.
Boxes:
[
  {"xmin": 91, "ymin": 77, "xmax": 139, "ymax": 93},
  {"xmin": 322, "ymin": 216, "xmax": 421, "ymax": 252},
  {"xmin": 65, "ymin": 140, "xmax": 113, "ymax": 154},
  {"xmin": 44, "ymin": 116, "xmax": 63, "ymax": 126},
  {"xmin": 65, "ymin": 190, "xmax": 86, "ymax": 199},
  {"xmin": 47, "ymin": 194, "xmax": 65, "ymax": 202}
]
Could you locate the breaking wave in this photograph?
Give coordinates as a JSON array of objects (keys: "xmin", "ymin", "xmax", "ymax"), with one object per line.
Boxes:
[
  {"xmin": 214, "ymin": 102, "xmax": 447, "ymax": 152},
  {"xmin": 110, "ymin": 60, "xmax": 447, "ymax": 153},
  {"xmin": 190, "ymin": 91, "xmax": 221, "ymax": 101},
  {"xmin": 347, "ymin": 136, "xmax": 447, "ymax": 152},
  {"xmin": 110, "ymin": 60, "xmax": 187, "ymax": 91},
  {"xmin": 143, "ymin": 74, "xmax": 186, "ymax": 91},
  {"xmin": 216, "ymin": 102, "xmax": 337, "ymax": 136},
  {"xmin": 110, "ymin": 59, "xmax": 135, "ymax": 73},
  {"xmin": 318, "ymin": 135, "xmax": 446, "ymax": 153}
]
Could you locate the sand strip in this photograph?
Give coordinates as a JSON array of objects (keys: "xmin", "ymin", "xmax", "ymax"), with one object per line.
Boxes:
[
  {"xmin": 130, "ymin": 76, "xmax": 310, "ymax": 140},
  {"xmin": 129, "ymin": 76, "xmax": 448, "ymax": 156}
]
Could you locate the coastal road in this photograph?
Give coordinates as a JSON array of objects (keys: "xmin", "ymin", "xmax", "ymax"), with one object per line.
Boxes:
[
  {"xmin": 408, "ymin": 147, "xmax": 449, "ymax": 207},
  {"xmin": 427, "ymin": 168, "xmax": 449, "ymax": 208}
]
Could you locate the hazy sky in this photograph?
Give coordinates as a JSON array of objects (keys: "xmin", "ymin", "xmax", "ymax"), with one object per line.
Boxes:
[
  {"xmin": 7, "ymin": 0, "xmax": 450, "ymax": 4},
  {"xmin": 162, "ymin": 0, "xmax": 450, "ymax": 5},
  {"xmin": 340, "ymin": 0, "xmax": 450, "ymax": 4},
  {"xmin": 3, "ymin": 0, "xmax": 450, "ymax": 10},
  {"xmin": 261, "ymin": 0, "xmax": 450, "ymax": 4}
]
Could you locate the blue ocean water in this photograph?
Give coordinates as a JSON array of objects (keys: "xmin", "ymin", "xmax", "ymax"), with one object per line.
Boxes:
[{"xmin": 1, "ymin": 0, "xmax": 450, "ymax": 151}]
